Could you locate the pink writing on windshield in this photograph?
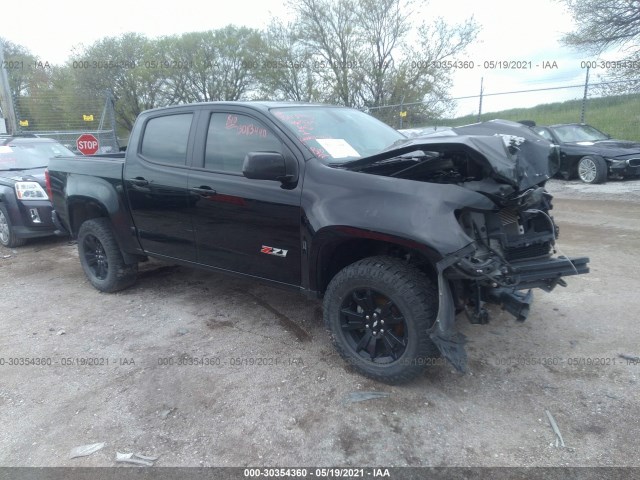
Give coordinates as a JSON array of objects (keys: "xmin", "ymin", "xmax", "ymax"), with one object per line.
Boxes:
[
  {"xmin": 309, "ymin": 146, "xmax": 329, "ymax": 159},
  {"xmin": 273, "ymin": 111, "xmax": 315, "ymax": 139}
]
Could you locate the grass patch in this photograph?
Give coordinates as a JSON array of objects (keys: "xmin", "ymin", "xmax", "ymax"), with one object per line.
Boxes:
[{"xmin": 436, "ymin": 94, "xmax": 640, "ymax": 142}]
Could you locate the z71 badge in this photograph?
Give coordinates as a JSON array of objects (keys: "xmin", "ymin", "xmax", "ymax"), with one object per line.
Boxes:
[{"xmin": 260, "ymin": 245, "xmax": 288, "ymax": 257}]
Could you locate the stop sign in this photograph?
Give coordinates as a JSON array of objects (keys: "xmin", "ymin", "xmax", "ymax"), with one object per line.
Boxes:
[{"xmin": 76, "ymin": 134, "xmax": 99, "ymax": 155}]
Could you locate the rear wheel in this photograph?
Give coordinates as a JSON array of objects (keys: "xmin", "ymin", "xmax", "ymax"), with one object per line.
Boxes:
[
  {"xmin": 0, "ymin": 204, "xmax": 27, "ymax": 248},
  {"xmin": 323, "ymin": 256, "xmax": 439, "ymax": 384},
  {"xmin": 577, "ymin": 156, "xmax": 607, "ymax": 184},
  {"xmin": 77, "ymin": 218, "xmax": 137, "ymax": 292}
]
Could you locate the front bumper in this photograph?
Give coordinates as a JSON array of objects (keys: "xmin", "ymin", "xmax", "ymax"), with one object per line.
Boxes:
[
  {"xmin": 428, "ymin": 244, "xmax": 590, "ymax": 373},
  {"xmin": 610, "ymin": 158, "xmax": 640, "ymax": 176},
  {"xmin": 13, "ymin": 201, "xmax": 57, "ymax": 239},
  {"xmin": 508, "ymin": 255, "xmax": 589, "ymax": 291}
]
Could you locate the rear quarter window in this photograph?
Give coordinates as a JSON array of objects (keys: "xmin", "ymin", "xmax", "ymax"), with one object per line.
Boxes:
[{"xmin": 140, "ymin": 113, "xmax": 193, "ymax": 165}]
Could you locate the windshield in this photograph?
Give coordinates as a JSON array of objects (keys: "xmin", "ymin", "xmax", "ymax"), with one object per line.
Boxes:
[
  {"xmin": 271, "ymin": 106, "xmax": 404, "ymax": 163},
  {"xmin": 551, "ymin": 125, "xmax": 609, "ymax": 143},
  {"xmin": 0, "ymin": 142, "xmax": 73, "ymax": 170},
  {"xmin": 8, "ymin": 141, "xmax": 75, "ymax": 158}
]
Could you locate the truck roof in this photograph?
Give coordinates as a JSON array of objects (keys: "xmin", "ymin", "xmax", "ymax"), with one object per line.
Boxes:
[{"xmin": 140, "ymin": 101, "xmax": 345, "ymax": 115}]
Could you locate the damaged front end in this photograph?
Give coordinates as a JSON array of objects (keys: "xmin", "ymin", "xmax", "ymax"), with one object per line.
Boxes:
[
  {"xmin": 343, "ymin": 120, "xmax": 590, "ymax": 372},
  {"xmin": 431, "ymin": 187, "xmax": 588, "ymax": 372}
]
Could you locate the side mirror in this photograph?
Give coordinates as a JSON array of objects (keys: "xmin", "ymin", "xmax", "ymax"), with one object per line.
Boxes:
[{"xmin": 242, "ymin": 152, "xmax": 297, "ymax": 183}]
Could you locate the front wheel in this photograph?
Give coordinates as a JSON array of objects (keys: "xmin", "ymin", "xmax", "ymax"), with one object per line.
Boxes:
[
  {"xmin": 0, "ymin": 204, "xmax": 27, "ymax": 248},
  {"xmin": 323, "ymin": 256, "xmax": 439, "ymax": 384},
  {"xmin": 577, "ymin": 156, "xmax": 607, "ymax": 184},
  {"xmin": 77, "ymin": 218, "xmax": 137, "ymax": 292}
]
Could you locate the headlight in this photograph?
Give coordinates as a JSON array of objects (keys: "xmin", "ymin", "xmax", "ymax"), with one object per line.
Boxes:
[{"xmin": 15, "ymin": 181, "xmax": 48, "ymax": 200}]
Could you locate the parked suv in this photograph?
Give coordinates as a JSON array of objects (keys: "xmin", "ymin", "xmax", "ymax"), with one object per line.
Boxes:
[{"xmin": 0, "ymin": 136, "xmax": 74, "ymax": 247}]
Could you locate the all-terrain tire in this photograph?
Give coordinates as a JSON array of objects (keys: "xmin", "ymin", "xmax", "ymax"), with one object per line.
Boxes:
[
  {"xmin": 77, "ymin": 218, "xmax": 138, "ymax": 292},
  {"xmin": 323, "ymin": 256, "xmax": 439, "ymax": 384}
]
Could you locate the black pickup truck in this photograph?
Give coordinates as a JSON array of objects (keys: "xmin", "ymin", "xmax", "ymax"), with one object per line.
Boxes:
[{"xmin": 47, "ymin": 103, "xmax": 589, "ymax": 383}]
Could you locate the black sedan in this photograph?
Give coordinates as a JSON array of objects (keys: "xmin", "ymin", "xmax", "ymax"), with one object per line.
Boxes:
[
  {"xmin": 531, "ymin": 123, "xmax": 640, "ymax": 184},
  {"xmin": 0, "ymin": 138, "xmax": 74, "ymax": 247}
]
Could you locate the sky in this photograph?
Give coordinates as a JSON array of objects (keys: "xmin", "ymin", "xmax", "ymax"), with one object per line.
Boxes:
[{"xmin": 0, "ymin": 0, "xmax": 617, "ymax": 117}]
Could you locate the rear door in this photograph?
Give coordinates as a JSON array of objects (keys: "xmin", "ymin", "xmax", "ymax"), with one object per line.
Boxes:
[
  {"xmin": 187, "ymin": 108, "xmax": 303, "ymax": 286},
  {"xmin": 123, "ymin": 110, "xmax": 198, "ymax": 261}
]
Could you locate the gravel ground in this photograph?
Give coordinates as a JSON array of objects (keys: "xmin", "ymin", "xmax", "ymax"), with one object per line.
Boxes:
[{"xmin": 0, "ymin": 178, "xmax": 639, "ymax": 468}]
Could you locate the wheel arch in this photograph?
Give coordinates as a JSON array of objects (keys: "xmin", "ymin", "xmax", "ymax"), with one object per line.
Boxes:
[
  {"xmin": 0, "ymin": 187, "xmax": 21, "ymax": 224},
  {"xmin": 62, "ymin": 176, "xmax": 143, "ymax": 260},
  {"xmin": 67, "ymin": 197, "xmax": 109, "ymax": 236},
  {"xmin": 310, "ymin": 226, "xmax": 441, "ymax": 296},
  {"xmin": 66, "ymin": 196, "xmax": 143, "ymax": 264}
]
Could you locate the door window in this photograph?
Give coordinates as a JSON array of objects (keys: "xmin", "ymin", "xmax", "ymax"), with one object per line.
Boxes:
[{"xmin": 205, "ymin": 113, "xmax": 282, "ymax": 173}]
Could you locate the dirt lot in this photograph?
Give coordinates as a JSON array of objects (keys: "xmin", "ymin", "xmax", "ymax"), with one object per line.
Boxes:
[{"xmin": 1, "ymin": 179, "xmax": 639, "ymax": 468}]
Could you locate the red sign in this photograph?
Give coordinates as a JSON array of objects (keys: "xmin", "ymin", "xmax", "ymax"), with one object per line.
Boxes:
[{"xmin": 77, "ymin": 134, "xmax": 99, "ymax": 155}]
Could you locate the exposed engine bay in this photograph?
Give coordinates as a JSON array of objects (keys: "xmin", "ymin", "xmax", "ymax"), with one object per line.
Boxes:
[{"xmin": 340, "ymin": 121, "xmax": 590, "ymax": 372}]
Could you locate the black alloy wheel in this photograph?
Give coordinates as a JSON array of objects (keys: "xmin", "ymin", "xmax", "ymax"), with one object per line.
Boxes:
[
  {"xmin": 77, "ymin": 218, "xmax": 137, "ymax": 292},
  {"xmin": 340, "ymin": 287, "xmax": 408, "ymax": 363},
  {"xmin": 324, "ymin": 256, "xmax": 440, "ymax": 384},
  {"xmin": 82, "ymin": 233, "xmax": 110, "ymax": 280}
]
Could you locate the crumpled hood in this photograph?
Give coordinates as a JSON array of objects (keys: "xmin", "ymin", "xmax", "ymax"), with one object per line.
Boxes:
[{"xmin": 343, "ymin": 120, "xmax": 559, "ymax": 191}]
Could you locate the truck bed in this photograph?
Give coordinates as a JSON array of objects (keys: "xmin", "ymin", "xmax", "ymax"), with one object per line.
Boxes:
[{"xmin": 49, "ymin": 154, "xmax": 125, "ymax": 178}]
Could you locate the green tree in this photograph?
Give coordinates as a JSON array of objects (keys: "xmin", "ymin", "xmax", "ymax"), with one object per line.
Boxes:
[
  {"xmin": 288, "ymin": 0, "xmax": 365, "ymax": 106},
  {"xmin": 163, "ymin": 26, "xmax": 265, "ymax": 104},
  {"xmin": 559, "ymin": 0, "xmax": 640, "ymax": 93},
  {"xmin": 388, "ymin": 16, "xmax": 479, "ymax": 126},
  {"xmin": 70, "ymin": 33, "xmax": 166, "ymax": 132},
  {"xmin": 0, "ymin": 38, "xmax": 38, "ymax": 100},
  {"xmin": 257, "ymin": 20, "xmax": 323, "ymax": 102},
  {"xmin": 282, "ymin": 0, "xmax": 478, "ymax": 124},
  {"xmin": 0, "ymin": 39, "xmax": 72, "ymax": 131}
]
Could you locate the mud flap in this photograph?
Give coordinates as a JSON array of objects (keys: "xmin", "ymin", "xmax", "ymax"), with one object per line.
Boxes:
[{"xmin": 428, "ymin": 245, "xmax": 474, "ymax": 373}]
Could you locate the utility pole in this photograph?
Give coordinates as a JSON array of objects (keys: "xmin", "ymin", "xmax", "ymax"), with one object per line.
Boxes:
[
  {"xmin": 477, "ymin": 77, "xmax": 484, "ymax": 123},
  {"xmin": 0, "ymin": 42, "xmax": 19, "ymax": 134},
  {"xmin": 580, "ymin": 66, "xmax": 589, "ymax": 124}
]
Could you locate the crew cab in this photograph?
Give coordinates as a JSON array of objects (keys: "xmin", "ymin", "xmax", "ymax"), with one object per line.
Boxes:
[{"xmin": 47, "ymin": 103, "xmax": 589, "ymax": 384}]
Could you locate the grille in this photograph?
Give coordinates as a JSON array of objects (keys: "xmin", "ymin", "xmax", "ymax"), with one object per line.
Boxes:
[
  {"xmin": 627, "ymin": 158, "xmax": 640, "ymax": 167},
  {"xmin": 498, "ymin": 208, "xmax": 518, "ymax": 225},
  {"xmin": 498, "ymin": 208, "xmax": 520, "ymax": 236},
  {"xmin": 504, "ymin": 242, "xmax": 551, "ymax": 261}
]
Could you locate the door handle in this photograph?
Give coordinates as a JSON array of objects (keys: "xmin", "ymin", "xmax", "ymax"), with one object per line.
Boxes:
[
  {"xmin": 130, "ymin": 177, "xmax": 149, "ymax": 186},
  {"xmin": 191, "ymin": 186, "xmax": 217, "ymax": 195}
]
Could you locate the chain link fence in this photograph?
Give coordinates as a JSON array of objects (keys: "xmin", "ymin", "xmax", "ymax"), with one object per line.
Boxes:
[
  {"xmin": 29, "ymin": 129, "xmax": 120, "ymax": 154},
  {"xmin": 12, "ymin": 92, "xmax": 121, "ymax": 153},
  {"xmin": 368, "ymin": 77, "xmax": 640, "ymax": 142}
]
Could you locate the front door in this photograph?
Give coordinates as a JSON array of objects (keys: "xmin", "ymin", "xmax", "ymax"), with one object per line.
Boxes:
[{"xmin": 188, "ymin": 110, "xmax": 302, "ymax": 286}]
